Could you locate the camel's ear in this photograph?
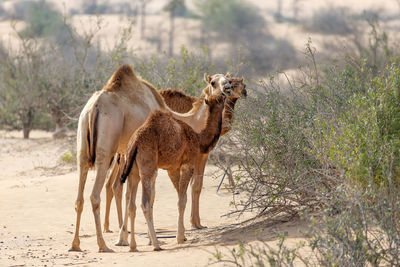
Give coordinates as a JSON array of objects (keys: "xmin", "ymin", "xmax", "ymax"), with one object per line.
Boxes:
[
  {"xmin": 204, "ymin": 73, "xmax": 212, "ymax": 83},
  {"xmin": 239, "ymin": 78, "xmax": 244, "ymax": 83},
  {"xmin": 203, "ymin": 86, "xmax": 211, "ymax": 97}
]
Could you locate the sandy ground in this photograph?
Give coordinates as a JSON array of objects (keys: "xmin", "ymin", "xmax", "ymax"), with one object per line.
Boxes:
[{"xmin": 0, "ymin": 130, "xmax": 309, "ymax": 266}]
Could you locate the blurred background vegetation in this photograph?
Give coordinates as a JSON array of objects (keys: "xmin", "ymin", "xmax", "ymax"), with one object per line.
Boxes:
[{"xmin": 1, "ymin": 0, "xmax": 400, "ymax": 265}]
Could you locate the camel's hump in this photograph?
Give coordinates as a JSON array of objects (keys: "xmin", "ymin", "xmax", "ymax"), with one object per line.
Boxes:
[{"xmin": 103, "ymin": 64, "xmax": 138, "ymax": 91}]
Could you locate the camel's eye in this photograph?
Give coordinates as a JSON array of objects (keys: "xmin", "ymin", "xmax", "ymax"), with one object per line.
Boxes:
[{"xmin": 211, "ymin": 81, "xmax": 215, "ymax": 86}]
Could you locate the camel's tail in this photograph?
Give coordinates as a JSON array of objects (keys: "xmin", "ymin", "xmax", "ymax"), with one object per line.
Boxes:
[
  {"xmin": 120, "ymin": 143, "xmax": 138, "ymax": 184},
  {"xmin": 87, "ymin": 105, "xmax": 99, "ymax": 168}
]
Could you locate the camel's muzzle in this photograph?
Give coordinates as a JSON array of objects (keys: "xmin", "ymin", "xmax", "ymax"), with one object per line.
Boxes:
[
  {"xmin": 223, "ymin": 83, "xmax": 233, "ymax": 96},
  {"xmin": 223, "ymin": 87, "xmax": 232, "ymax": 96}
]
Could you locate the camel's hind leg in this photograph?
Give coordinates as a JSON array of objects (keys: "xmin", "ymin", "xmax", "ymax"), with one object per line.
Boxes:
[
  {"xmin": 69, "ymin": 157, "xmax": 89, "ymax": 252},
  {"xmin": 141, "ymin": 169, "xmax": 161, "ymax": 251},
  {"xmin": 128, "ymin": 167, "xmax": 140, "ymax": 252},
  {"xmin": 177, "ymin": 164, "xmax": 194, "ymax": 243},
  {"xmin": 116, "ymin": 162, "xmax": 139, "ymax": 248},
  {"xmin": 90, "ymin": 110, "xmax": 123, "ymax": 252},
  {"xmin": 113, "ymin": 155, "xmax": 126, "ymax": 229},
  {"xmin": 90, "ymin": 155, "xmax": 115, "ymax": 253},
  {"xmin": 191, "ymin": 153, "xmax": 209, "ymax": 229},
  {"xmin": 103, "ymin": 155, "xmax": 119, "ymax": 233}
]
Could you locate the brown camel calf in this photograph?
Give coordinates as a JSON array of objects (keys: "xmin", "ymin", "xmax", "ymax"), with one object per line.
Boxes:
[{"xmin": 120, "ymin": 93, "xmax": 227, "ymax": 251}]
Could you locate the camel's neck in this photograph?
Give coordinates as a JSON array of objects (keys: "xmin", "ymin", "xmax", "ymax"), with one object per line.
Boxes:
[
  {"xmin": 198, "ymin": 103, "xmax": 224, "ymax": 154},
  {"xmin": 221, "ymin": 98, "xmax": 238, "ymax": 136},
  {"xmin": 139, "ymin": 81, "xmax": 208, "ymax": 132},
  {"xmin": 139, "ymin": 79, "xmax": 167, "ymax": 109},
  {"xmin": 168, "ymin": 98, "xmax": 208, "ymax": 133}
]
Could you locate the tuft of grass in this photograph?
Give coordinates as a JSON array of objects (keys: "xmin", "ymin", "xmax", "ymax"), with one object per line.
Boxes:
[{"xmin": 59, "ymin": 151, "xmax": 75, "ymax": 165}]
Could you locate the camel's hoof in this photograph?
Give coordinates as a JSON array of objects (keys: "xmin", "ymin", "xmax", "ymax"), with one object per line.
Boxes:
[
  {"xmin": 129, "ymin": 248, "xmax": 138, "ymax": 252},
  {"xmin": 153, "ymin": 247, "xmax": 163, "ymax": 251},
  {"xmin": 99, "ymin": 246, "xmax": 115, "ymax": 253},
  {"xmin": 177, "ymin": 237, "xmax": 187, "ymax": 244},
  {"xmin": 115, "ymin": 240, "xmax": 129, "ymax": 246},
  {"xmin": 68, "ymin": 246, "xmax": 82, "ymax": 252},
  {"xmin": 103, "ymin": 229, "xmax": 113, "ymax": 233},
  {"xmin": 192, "ymin": 224, "xmax": 207, "ymax": 230}
]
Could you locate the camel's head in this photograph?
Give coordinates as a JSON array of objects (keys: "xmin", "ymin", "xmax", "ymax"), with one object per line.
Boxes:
[
  {"xmin": 220, "ymin": 76, "xmax": 247, "ymax": 136},
  {"xmin": 224, "ymin": 77, "xmax": 247, "ymax": 100},
  {"xmin": 203, "ymin": 73, "xmax": 231, "ymax": 97},
  {"xmin": 204, "ymin": 93, "xmax": 226, "ymax": 111}
]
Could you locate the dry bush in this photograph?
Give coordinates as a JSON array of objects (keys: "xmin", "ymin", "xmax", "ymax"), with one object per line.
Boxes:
[{"xmin": 210, "ymin": 24, "xmax": 400, "ymax": 266}]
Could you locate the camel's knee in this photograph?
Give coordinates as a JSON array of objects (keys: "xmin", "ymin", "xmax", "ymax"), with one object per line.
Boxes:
[
  {"xmin": 112, "ymin": 180, "xmax": 122, "ymax": 194},
  {"xmin": 75, "ymin": 199, "xmax": 84, "ymax": 213},
  {"xmin": 178, "ymin": 194, "xmax": 187, "ymax": 209},
  {"xmin": 106, "ymin": 178, "xmax": 113, "ymax": 191},
  {"xmin": 128, "ymin": 202, "xmax": 136, "ymax": 216},
  {"xmin": 141, "ymin": 200, "xmax": 150, "ymax": 216},
  {"xmin": 192, "ymin": 181, "xmax": 202, "ymax": 195},
  {"xmin": 90, "ymin": 195, "xmax": 101, "ymax": 213}
]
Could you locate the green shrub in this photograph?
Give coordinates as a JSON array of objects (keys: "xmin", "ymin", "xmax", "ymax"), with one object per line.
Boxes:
[
  {"xmin": 210, "ymin": 23, "xmax": 400, "ymax": 265},
  {"xmin": 314, "ymin": 61, "xmax": 400, "ymax": 188},
  {"xmin": 19, "ymin": 0, "xmax": 70, "ymax": 45}
]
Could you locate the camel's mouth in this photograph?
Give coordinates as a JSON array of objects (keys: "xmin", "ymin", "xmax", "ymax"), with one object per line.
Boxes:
[
  {"xmin": 223, "ymin": 83, "xmax": 233, "ymax": 96},
  {"xmin": 223, "ymin": 85, "xmax": 232, "ymax": 96}
]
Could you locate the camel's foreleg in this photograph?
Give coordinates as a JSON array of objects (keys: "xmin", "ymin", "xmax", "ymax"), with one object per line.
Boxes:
[
  {"xmin": 103, "ymin": 156, "xmax": 119, "ymax": 233},
  {"xmin": 177, "ymin": 164, "xmax": 193, "ymax": 243},
  {"xmin": 115, "ymin": 182, "xmax": 130, "ymax": 246},
  {"xmin": 191, "ymin": 153, "xmax": 209, "ymax": 229},
  {"xmin": 113, "ymin": 155, "xmax": 125, "ymax": 229}
]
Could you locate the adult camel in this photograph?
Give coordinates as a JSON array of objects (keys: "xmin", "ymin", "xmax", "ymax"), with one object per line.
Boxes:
[{"xmin": 69, "ymin": 64, "xmax": 230, "ymax": 252}]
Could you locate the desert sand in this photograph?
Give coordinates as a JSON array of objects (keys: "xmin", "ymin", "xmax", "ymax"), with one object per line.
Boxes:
[{"xmin": 0, "ymin": 130, "xmax": 308, "ymax": 266}]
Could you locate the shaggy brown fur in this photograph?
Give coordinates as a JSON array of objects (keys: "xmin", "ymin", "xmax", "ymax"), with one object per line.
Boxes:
[{"xmin": 120, "ymin": 94, "xmax": 226, "ymax": 251}]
